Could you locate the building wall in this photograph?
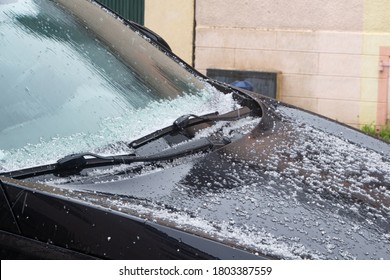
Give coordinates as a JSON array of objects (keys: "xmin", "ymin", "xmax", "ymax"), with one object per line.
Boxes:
[
  {"xmin": 144, "ymin": 0, "xmax": 194, "ymax": 65},
  {"xmin": 195, "ymin": 0, "xmax": 390, "ymax": 128},
  {"xmin": 361, "ymin": 0, "xmax": 390, "ymax": 127}
]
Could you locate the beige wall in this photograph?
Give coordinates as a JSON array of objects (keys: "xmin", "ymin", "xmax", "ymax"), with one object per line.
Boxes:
[
  {"xmin": 144, "ymin": 0, "xmax": 194, "ymax": 65},
  {"xmin": 143, "ymin": 0, "xmax": 390, "ymax": 127},
  {"xmin": 195, "ymin": 0, "xmax": 364, "ymax": 127},
  {"xmin": 361, "ymin": 0, "xmax": 390, "ymax": 127},
  {"xmin": 197, "ymin": 0, "xmax": 363, "ymax": 31},
  {"xmin": 195, "ymin": 0, "xmax": 390, "ymax": 128}
]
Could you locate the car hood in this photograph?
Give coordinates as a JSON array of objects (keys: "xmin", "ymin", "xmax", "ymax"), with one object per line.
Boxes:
[{"xmin": 43, "ymin": 98, "xmax": 390, "ymax": 260}]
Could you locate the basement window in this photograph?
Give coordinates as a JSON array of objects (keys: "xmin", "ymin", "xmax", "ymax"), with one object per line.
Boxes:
[{"xmin": 206, "ymin": 69, "xmax": 279, "ymax": 99}]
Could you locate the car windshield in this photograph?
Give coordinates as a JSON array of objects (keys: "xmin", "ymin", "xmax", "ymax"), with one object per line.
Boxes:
[{"xmin": 0, "ymin": 0, "xmax": 239, "ymax": 171}]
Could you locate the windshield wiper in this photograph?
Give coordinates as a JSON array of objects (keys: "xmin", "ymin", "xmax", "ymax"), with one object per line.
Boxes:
[
  {"xmin": 0, "ymin": 136, "xmax": 230, "ymax": 180},
  {"xmin": 0, "ymin": 107, "xmax": 253, "ymax": 180},
  {"xmin": 129, "ymin": 106, "xmax": 252, "ymax": 149}
]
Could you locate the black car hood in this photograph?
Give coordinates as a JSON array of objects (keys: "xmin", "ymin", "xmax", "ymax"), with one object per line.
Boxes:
[{"xmin": 40, "ymin": 99, "xmax": 390, "ymax": 260}]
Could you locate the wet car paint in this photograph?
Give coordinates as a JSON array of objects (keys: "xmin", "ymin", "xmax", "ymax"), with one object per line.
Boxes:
[{"xmin": 0, "ymin": 175, "xmax": 266, "ymax": 259}]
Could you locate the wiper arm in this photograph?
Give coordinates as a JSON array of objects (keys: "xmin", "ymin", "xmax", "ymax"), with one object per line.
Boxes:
[
  {"xmin": 0, "ymin": 136, "xmax": 230, "ymax": 180},
  {"xmin": 129, "ymin": 106, "xmax": 252, "ymax": 149}
]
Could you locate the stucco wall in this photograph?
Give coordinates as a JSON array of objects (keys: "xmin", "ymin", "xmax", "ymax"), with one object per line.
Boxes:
[
  {"xmin": 361, "ymin": 0, "xmax": 390, "ymax": 127},
  {"xmin": 197, "ymin": 0, "xmax": 363, "ymax": 31},
  {"xmin": 195, "ymin": 0, "xmax": 390, "ymax": 127},
  {"xmin": 364, "ymin": 0, "xmax": 390, "ymax": 32},
  {"xmin": 144, "ymin": 0, "xmax": 194, "ymax": 65}
]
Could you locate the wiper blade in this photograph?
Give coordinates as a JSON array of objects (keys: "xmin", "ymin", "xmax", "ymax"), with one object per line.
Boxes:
[
  {"xmin": 129, "ymin": 106, "xmax": 252, "ymax": 149},
  {"xmin": 0, "ymin": 136, "xmax": 229, "ymax": 180},
  {"xmin": 1, "ymin": 107, "xmax": 252, "ymax": 180}
]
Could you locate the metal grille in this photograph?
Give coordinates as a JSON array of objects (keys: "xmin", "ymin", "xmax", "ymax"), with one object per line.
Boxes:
[{"xmin": 96, "ymin": 0, "xmax": 145, "ymax": 25}]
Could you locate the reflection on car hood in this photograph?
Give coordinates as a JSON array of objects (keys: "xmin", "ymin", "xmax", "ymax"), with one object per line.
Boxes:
[{"xmin": 44, "ymin": 101, "xmax": 390, "ymax": 260}]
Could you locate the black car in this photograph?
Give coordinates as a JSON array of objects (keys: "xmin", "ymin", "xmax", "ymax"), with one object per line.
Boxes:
[{"xmin": 0, "ymin": 0, "xmax": 389, "ymax": 260}]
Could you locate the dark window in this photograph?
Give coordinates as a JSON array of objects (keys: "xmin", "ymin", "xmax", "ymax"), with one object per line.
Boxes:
[
  {"xmin": 206, "ymin": 69, "xmax": 279, "ymax": 99},
  {"xmin": 96, "ymin": 0, "xmax": 145, "ymax": 25}
]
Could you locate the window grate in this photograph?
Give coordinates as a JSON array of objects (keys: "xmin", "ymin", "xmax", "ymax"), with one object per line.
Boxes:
[
  {"xmin": 206, "ymin": 69, "xmax": 279, "ymax": 99},
  {"xmin": 96, "ymin": 0, "xmax": 145, "ymax": 25}
]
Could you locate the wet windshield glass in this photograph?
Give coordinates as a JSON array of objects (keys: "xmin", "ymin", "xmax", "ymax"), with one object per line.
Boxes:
[{"xmin": 0, "ymin": 0, "xmax": 238, "ymax": 171}]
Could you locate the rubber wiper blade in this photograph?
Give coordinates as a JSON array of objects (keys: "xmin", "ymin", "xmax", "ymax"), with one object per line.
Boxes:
[
  {"xmin": 129, "ymin": 106, "xmax": 252, "ymax": 149},
  {"xmin": 0, "ymin": 153, "xmax": 117, "ymax": 180},
  {"xmin": 0, "ymin": 137, "xmax": 229, "ymax": 180}
]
